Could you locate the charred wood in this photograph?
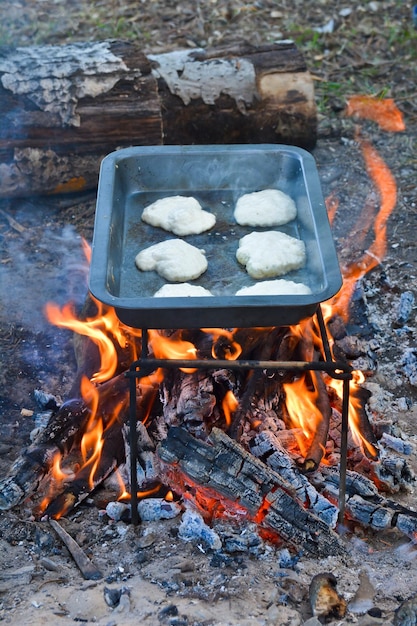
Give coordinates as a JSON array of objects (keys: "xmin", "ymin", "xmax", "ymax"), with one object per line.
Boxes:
[
  {"xmin": 0, "ymin": 366, "xmax": 160, "ymax": 513},
  {"xmin": 158, "ymin": 426, "xmax": 345, "ymax": 558},
  {"xmin": 42, "ymin": 418, "xmax": 126, "ymax": 519},
  {"xmin": 229, "ymin": 327, "xmax": 289, "ymax": 439},
  {"xmin": 249, "ymin": 431, "xmax": 338, "ymax": 528},
  {"xmin": 0, "ymin": 399, "xmax": 89, "ymax": 510},
  {"xmin": 300, "ymin": 369, "xmax": 332, "ymax": 472},
  {"xmin": 49, "ymin": 519, "xmax": 103, "ymax": 580},
  {"xmin": 318, "ymin": 466, "xmax": 417, "ymax": 538}
]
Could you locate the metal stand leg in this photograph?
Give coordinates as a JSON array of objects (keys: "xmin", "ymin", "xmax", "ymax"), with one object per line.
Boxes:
[
  {"xmin": 338, "ymin": 377, "xmax": 350, "ymax": 523},
  {"xmin": 127, "ymin": 328, "xmax": 149, "ymax": 526}
]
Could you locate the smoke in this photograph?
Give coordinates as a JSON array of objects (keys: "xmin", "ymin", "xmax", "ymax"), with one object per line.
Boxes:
[{"xmin": 1, "ymin": 222, "xmax": 89, "ymax": 330}]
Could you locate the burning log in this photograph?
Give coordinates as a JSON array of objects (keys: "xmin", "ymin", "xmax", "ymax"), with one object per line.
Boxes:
[
  {"xmin": 0, "ymin": 399, "xmax": 90, "ymax": 511},
  {"xmin": 0, "ymin": 367, "xmax": 159, "ymax": 513},
  {"xmin": 0, "ymin": 40, "xmax": 316, "ymax": 198},
  {"xmin": 158, "ymin": 426, "xmax": 345, "ymax": 558},
  {"xmin": 41, "ymin": 418, "xmax": 126, "ymax": 519}
]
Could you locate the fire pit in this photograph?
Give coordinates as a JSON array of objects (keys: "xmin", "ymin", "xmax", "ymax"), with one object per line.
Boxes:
[{"xmin": 2, "ymin": 122, "xmax": 417, "ymax": 622}]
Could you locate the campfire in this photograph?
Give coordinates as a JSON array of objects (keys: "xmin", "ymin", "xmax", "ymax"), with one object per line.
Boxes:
[{"xmin": 1, "ymin": 98, "xmax": 415, "ymax": 582}]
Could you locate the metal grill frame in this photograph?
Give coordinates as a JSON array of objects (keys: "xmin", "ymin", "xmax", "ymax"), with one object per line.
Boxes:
[{"xmin": 125, "ymin": 305, "xmax": 353, "ymax": 528}]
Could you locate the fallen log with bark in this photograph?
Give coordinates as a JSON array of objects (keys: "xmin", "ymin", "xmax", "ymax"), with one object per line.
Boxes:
[{"xmin": 0, "ymin": 40, "xmax": 317, "ymax": 198}]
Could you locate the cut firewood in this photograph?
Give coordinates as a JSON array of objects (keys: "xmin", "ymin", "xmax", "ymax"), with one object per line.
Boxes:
[
  {"xmin": 158, "ymin": 426, "xmax": 346, "ymax": 558},
  {"xmin": 151, "ymin": 41, "xmax": 316, "ymax": 147},
  {"xmin": 0, "ymin": 40, "xmax": 316, "ymax": 198}
]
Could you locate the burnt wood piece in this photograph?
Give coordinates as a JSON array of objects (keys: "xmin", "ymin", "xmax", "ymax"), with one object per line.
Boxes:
[
  {"xmin": 0, "ymin": 40, "xmax": 316, "ymax": 198},
  {"xmin": 160, "ymin": 327, "xmax": 290, "ymax": 440},
  {"xmin": 0, "ymin": 370, "xmax": 159, "ymax": 513},
  {"xmin": 250, "ymin": 431, "xmax": 339, "ymax": 528},
  {"xmin": 49, "ymin": 519, "xmax": 103, "ymax": 580},
  {"xmin": 42, "ymin": 418, "xmax": 126, "ymax": 519},
  {"xmin": 158, "ymin": 426, "xmax": 345, "ymax": 558},
  {"xmin": 228, "ymin": 327, "xmax": 290, "ymax": 439},
  {"xmin": 300, "ymin": 369, "xmax": 332, "ymax": 472},
  {"xmin": 320, "ymin": 466, "xmax": 417, "ymax": 538},
  {"xmin": 0, "ymin": 399, "xmax": 90, "ymax": 510}
]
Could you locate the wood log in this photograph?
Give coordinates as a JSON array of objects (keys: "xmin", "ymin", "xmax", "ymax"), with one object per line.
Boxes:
[
  {"xmin": 0, "ymin": 40, "xmax": 317, "ymax": 198},
  {"xmin": 158, "ymin": 426, "xmax": 345, "ymax": 558},
  {"xmin": 150, "ymin": 41, "xmax": 316, "ymax": 146},
  {"xmin": 320, "ymin": 466, "xmax": 417, "ymax": 539}
]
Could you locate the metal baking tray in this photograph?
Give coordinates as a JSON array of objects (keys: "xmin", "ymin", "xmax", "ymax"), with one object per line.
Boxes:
[{"xmin": 89, "ymin": 145, "xmax": 342, "ymax": 329}]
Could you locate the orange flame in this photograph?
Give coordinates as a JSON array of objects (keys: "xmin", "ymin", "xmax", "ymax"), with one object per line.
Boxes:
[
  {"xmin": 148, "ymin": 329, "xmax": 197, "ymax": 373},
  {"xmin": 283, "ymin": 374, "xmax": 324, "ymax": 458},
  {"xmin": 345, "ymin": 95, "xmax": 405, "ymax": 132},
  {"xmin": 45, "ymin": 296, "xmax": 142, "ymax": 383},
  {"xmin": 283, "ymin": 97, "xmax": 404, "ymax": 462},
  {"xmin": 329, "ymin": 135, "xmax": 397, "ymax": 322},
  {"xmin": 222, "ymin": 390, "xmax": 239, "ymax": 428},
  {"xmin": 327, "ymin": 371, "xmax": 378, "ymax": 458}
]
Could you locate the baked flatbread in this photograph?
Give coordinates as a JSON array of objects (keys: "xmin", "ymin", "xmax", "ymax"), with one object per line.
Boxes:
[
  {"xmin": 154, "ymin": 283, "xmax": 213, "ymax": 297},
  {"xmin": 236, "ymin": 279, "xmax": 311, "ymax": 296},
  {"xmin": 141, "ymin": 195, "xmax": 216, "ymax": 235},
  {"xmin": 135, "ymin": 239, "xmax": 207, "ymax": 282},
  {"xmin": 236, "ymin": 231, "xmax": 306, "ymax": 279},
  {"xmin": 234, "ymin": 189, "xmax": 297, "ymax": 227}
]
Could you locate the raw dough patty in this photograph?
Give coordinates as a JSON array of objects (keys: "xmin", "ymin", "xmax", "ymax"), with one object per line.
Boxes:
[
  {"xmin": 141, "ymin": 195, "xmax": 216, "ymax": 235},
  {"xmin": 236, "ymin": 279, "xmax": 311, "ymax": 296},
  {"xmin": 236, "ymin": 231, "xmax": 306, "ymax": 279},
  {"xmin": 234, "ymin": 189, "xmax": 297, "ymax": 227},
  {"xmin": 135, "ymin": 239, "xmax": 207, "ymax": 282},
  {"xmin": 154, "ymin": 283, "xmax": 213, "ymax": 297}
]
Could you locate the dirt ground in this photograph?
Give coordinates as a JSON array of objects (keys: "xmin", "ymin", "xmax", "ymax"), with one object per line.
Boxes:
[{"xmin": 1, "ymin": 1, "xmax": 417, "ymax": 625}]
